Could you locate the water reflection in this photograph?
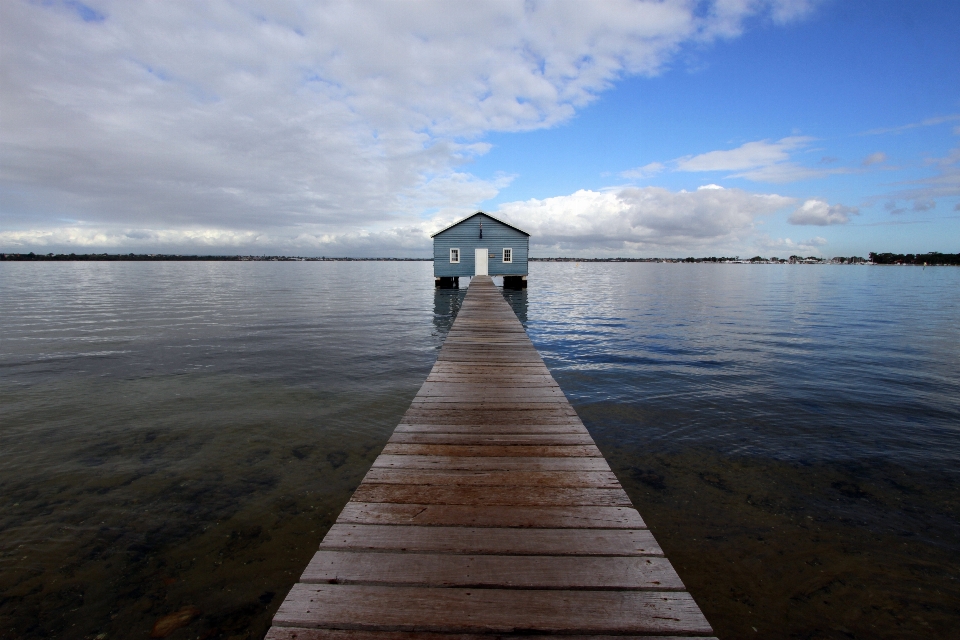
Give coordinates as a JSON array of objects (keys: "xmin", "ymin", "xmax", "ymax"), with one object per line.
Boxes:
[
  {"xmin": 432, "ymin": 286, "xmax": 467, "ymax": 337},
  {"xmin": 500, "ymin": 287, "xmax": 528, "ymax": 326},
  {"xmin": 524, "ymin": 262, "xmax": 960, "ymax": 465}
]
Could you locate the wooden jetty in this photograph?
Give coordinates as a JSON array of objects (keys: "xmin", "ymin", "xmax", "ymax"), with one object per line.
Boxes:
[{"xmin": 267, "ymin": 276, "xmax": 714, "ymax": 639}]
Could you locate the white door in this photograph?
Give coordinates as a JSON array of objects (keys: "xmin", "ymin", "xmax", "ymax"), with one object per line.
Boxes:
[{"xmin": 474, "ymin": 248, "xmax": 488, "ymax": 276}]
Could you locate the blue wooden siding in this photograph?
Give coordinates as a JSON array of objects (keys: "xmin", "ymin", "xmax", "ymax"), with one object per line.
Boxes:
[{"xmin": 433, "ymin": 213, "xmax": 528, "ymax": 277}]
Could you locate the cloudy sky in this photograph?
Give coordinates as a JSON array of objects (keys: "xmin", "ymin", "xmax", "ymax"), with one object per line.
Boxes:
[{"xmin": 2, "ymin": 0, "xmax": 958, "ymax": 257}]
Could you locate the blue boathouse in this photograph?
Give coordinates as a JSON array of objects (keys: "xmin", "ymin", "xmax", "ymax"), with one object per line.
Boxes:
[{"xmin": 431, "ymin": 211, "xmax": 529, "ymax": 288}]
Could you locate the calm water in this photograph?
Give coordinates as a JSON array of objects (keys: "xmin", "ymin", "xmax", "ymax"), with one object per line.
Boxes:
[{"xmin": 1, "ymin": 262, "xmax": 958, "ymax": 639}]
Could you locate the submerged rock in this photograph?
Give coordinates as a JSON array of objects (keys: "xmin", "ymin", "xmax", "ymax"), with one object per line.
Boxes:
[{"xmin": 150, "ymin": 605, "xmax": 201, "ymax": 638}]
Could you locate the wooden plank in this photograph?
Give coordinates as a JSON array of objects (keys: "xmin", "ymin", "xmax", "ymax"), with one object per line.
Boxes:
[
  {"xmin": 387, "ymin": 433, "xmax": 596, "ymax": 446},
  {"xmin": 381, "ymin": 444, "xmax": 603, "ymax": 458},
  {"xmin": 412, "ymin": 400, "xmax": 567, "ymax": 407},
  {"xmin": 431, "ymin": 359, "xmax": 546, "ymax": 365},
  {"xmin": 421, "ymin": 378, "xmax": 554, "ymax": 383},
  {"xmin": 407, "ymin": 399, "xmax": 578, "ymax": 407},
  {"xmin": 273, "ymin": 584, "xmax": 713, "ymax": 635},
  {"xmin": 267, "ymin": 631, "xmax": 719, "ymax": 640},
  {"xmin": 414, "ymin": 389, "xmax": 566, "ymax": 399},
  {"xmin": 318, "ymin": 525, "xmax": 662, "ymax": 556},
  {"xmin": 419, "ymin": 379, "xmax": 553, "ymax": 383},
  {"xmin": 400, "ymin": 413, "xmax": 585, "ymax": 426},
  {"xmin": 371, "ymin": 455, "xmax": 612, "ymax": 472},
  {"xmin": 440, "ymin": 344, "xmax": 545, "ymax": 351},
  {"xmin": 423, "ymin": 379, "xmax": 559, "ymax": 387},
  {"xmin": 361, "ymin": 468, "xmax": 622, "ymax": 488},
  {"xmin": 410, "ymin": 395, "xmax": 574, "ymax": 408},
  {"xmin": 434, "ymin": 340, "xmax": 534, "ymax": 345},
  {"xmin": 425, "ymin": 372, "xmax": 556, "ymax": 378},
  {"xmin": 409, "ymin": 400, "xmax": 571, "ymax": 408},
  {"xmin": 350, "ymin": 484, "xmax": 633, "ymax": 507},
  {"xmin": 408, "ymin": 402, "xmax": 572, "ymax": 410},
  {"xmin": 437, "ymin": 353, "xmax": 545, "ymax": 362},
  {"xmin": 401, "ymin": 408, "xmax": 580, "ymax": 418},
  {"xmin": 439, "ymin": 344, "xmax": 540, "ymax": 350},
  {"xmin": 435, "ymin": 358, "xmax": 548, "ymax": 365},
  {"xmin": 336, "ymin": 503, "xmax": 647, "ymax": 528},
  {"xmin": 444, "ymin": 332, "xmax": 528, "ymax": 337},
  {"xmin": 301, "ymin": 551, "xmax": 684, "ymax": 590},
  {"xmin": 429, "ymin": 365, "xmax": 552, "ymax": 374},
  {"xmin": 439, "ymin": 341, "xmax": 538, "ymax": 346},
  {"xmin": 393, "ymin": 423, "xmax": 589, "ymax": 435},
  {"xmin": 443, "ymin": 339, "xmax": 531, "ymax": 342}
]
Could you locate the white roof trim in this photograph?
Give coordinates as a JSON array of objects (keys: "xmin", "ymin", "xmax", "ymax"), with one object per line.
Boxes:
[{"xmin": 430, "ymin": 211, "xmax": 530, "ymax": 238}]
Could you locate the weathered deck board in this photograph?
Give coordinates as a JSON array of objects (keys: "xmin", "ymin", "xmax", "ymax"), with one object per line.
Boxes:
[
  {"xmin": 267, "ymin": 276, "xmax": 712, "ymax": 639},
  {"xmin": 349, "ymin": 484, "xmax": 633, "ymax": 507},
  {"xmin": 300, "ymin": 551, "xmax": 685, "ymax": 590},
  {"xmin": 317, "ymin": 524, "xmax": 664, "ymax": 556},
  {"xmin": 267, "ymin": 631, "xmax": 718, "ymax": 640},
  {"xmin": 386, "ymin": 433, "xmax": 596, "ymax": 445},
  {"xmin": 273, "ymin": 585, "xmax": 711, "ymax": 634},
  {"xmin": 336, "ymin": 503, "xmax": 647, "ymax": 528},
  {"xmin": 371, "ymin": 455, "xmax": 612, "ymax": 471},
  {"xmin": 360, "ymin": 468, "xmax": 622, "ymax": 487},
  {"xmin": 392, "ymin": 423, "xmax": 589, "ymax": 434},
  {"xmin": 380, "ymin": 444, "xmax": 604, "ymax": 458}
]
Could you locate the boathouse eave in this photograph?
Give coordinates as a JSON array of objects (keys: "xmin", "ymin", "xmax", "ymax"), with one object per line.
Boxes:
[{"xmin": 430, "ymin": 211, "xmax": 530, "ymax": 238}]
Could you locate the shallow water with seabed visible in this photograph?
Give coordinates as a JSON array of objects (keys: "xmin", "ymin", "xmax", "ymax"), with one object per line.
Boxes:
[{"xmin": 1, "ymin": 261, "xmax": 958, "ymax": 639}]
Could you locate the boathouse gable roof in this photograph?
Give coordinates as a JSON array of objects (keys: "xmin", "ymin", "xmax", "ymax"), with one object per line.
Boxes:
[{"xmin": 430, "ymin": 211, "xmax": 529, "ymax": 238}]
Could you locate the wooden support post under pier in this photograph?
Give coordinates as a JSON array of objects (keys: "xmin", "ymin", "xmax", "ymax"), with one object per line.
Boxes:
[
  {"xmin": 266, "ymin": 275, "xmax": 714, "ymax": 639},
  {"xmin": 435, "ymin": 276, "xmax": 460, "ymax": 289},
  {"xmin": 502, "ymin": 275, "xmax": 526, "ymax": 289}
]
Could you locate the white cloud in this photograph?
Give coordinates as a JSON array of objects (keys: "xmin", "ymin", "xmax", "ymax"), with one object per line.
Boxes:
[
  {"xmin": 787, "ymin": 199, "xmax": 859, "ymax": 225},
  {"xmin": 620, "ymin": 162, "xmax": 664, "ymax": 179},
  {"xmin": 767, "ymin": 0, "xmax": 823, "ymax": 23},
  {"xmin": 862, "ymin": 151, "xmax": 887, "ymax": 166},
  {"xmin": 671, "ymin": 136, "xmax": 850, "ymax": 183},
  {"xmin": 494, "ymin": 186, "xmax": 793, "ymax": 253},
  {"xmin": 1, "ymin": 183, "xmax": 800, "ymax": 256},
  {"xmin": 0, "ymin": 227, "xmax": 263, "ymax": 250},
  {"xmin": 876, "ymin": 146, "xmax": 960, "ymax": 209},
  {"xmin": 759, "ymin": 235, "xmax": 828, "ymax": 254},
  {"xmin": 0, "ymin": 0, "xmax": 820, "ymax": 251},
  {"xmin": 0, "ymin": 223, "xmax": 436, "ymax": 257},
  {"xmin": 700, "ymin": 0, "xmax": 821, "ymax": 38},
  {"xmin": 883, "ymin": 200, "xmax": 909, "ymax": 215},
  {"xmin": 863, "ymin": 113, "xmax": 960, "ymax": 136},
  {"xmin": 736, "ymin": 164, "xmax": 848, "ymax": 183},
  {"xmin": 676, "ymin": 136, "xmax": 813, "ymax": 172}
]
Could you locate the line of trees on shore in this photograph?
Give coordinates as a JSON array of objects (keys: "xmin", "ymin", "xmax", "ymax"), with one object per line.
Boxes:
[
  {"xmin": 2, "ymin": 251, "xmax": 959, "ymax": 264},
  {"xmin": 868, "ymin": 252, "xmax": 960, "ymax": 266},
  {"xmin": 0, "ymin": 253, "xmax": 430, "ymax": 262}
]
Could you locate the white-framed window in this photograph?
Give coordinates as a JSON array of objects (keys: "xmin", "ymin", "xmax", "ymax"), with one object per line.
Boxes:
[
  {"xmin": 449, "ymin": 248, "xmax": 460, "ymax": 263},
  {"xmin": 502, "ymin": 248, "xmax": 513, "ymax": 263}
]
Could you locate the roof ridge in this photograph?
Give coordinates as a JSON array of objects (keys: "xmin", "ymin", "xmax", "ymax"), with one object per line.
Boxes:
[{"xmin": 430, "ymin": 211, "xmax": 530, "ymax": 238}]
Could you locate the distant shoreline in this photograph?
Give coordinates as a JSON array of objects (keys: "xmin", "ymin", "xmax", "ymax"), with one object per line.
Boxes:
[
  {"xmin": 2, "ymin": 252, "xmax": 958, "ymax": 265},
  {"xmin": 0, "ymin": 254, "xmax": 430, "ymax": 262}
]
